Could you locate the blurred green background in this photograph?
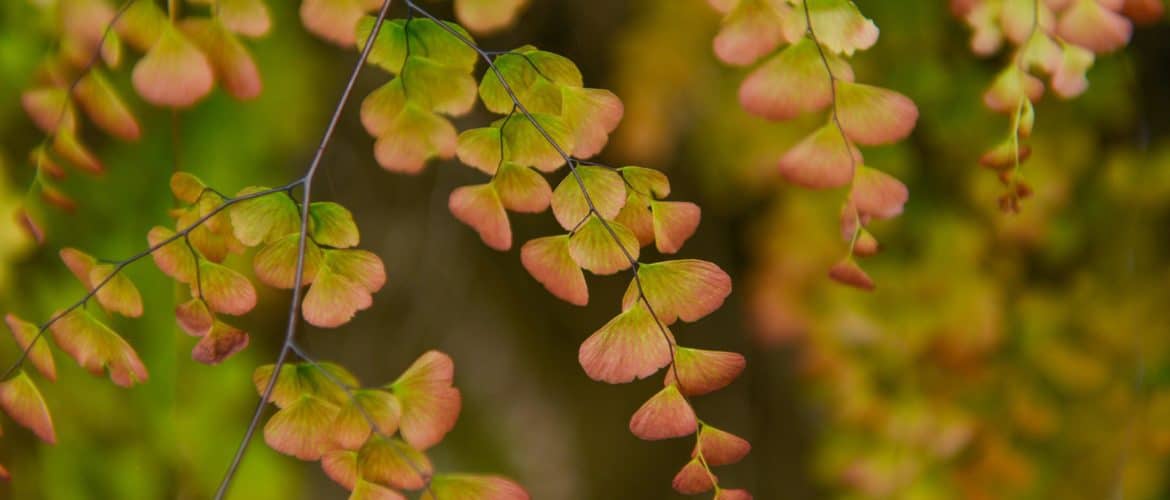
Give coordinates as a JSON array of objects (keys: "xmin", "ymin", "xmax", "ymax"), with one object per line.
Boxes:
[{"xmin": 1, "ymin": 0, "xmax": 1170, "ymax": 498}]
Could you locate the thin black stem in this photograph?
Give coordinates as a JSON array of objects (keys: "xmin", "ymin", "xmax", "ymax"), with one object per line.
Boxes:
[
  {"xmin": 405, "ymin": 0, "xmax": 686, "ymax": 392},
  {"xmin": 404, "ymin": 0, "xmax": 687, "ymax": 388},
  {"xmin": 803, "ymin": 0, "xmax": 863, "ymax": 250},
  {"xmin": 0, "ymin": 184, "xmax": 296, "ymax": 382},
  {"xmin": 25, "ymin": 0, "xmax": 137, "ymax": 196},
  {"xmin": 211, "ymin": 0, "xmax": 395, "ymax": 497}
]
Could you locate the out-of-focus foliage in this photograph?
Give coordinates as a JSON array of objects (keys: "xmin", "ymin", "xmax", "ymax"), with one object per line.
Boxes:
[
  {"xmin": 0, "ymin": 0, "xmax": 1168, "ymax": 499},
  {"xmin": 612, "ymin": 0, "xmax": 1170, "ymax": 499}
]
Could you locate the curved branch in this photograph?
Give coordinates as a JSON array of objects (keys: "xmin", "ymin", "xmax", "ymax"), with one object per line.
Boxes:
[
  {"xmin": 403, "ymin": 0, "xmax": 686, "ymax": 387},
  {"xmin": 0, "ymin": 183, "xmax": 297, "ymax": 382},
  {"xmin": 212, "ymin": 0, "xmax": 396, "ymax": 497}
]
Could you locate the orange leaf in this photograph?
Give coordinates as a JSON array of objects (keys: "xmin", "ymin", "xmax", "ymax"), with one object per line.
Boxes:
[
  {"xmin": 49, "ymin": 309, "xmax": 148, "ymax": 387},
  {"xmin": 421, "ymin": 474, "xmax": 531, "ymax": 500},
  {"xmin": 456, "ymin": 126, "xmax": 503, "ymax": 174},
  {"xmin": 695, "ymin": 424, "xmax": 751, "ymax": 466},
  {"xmin": 713, "ymin": 0, "xmax": 788, "ymax": 66},
  {"xmin": 621, "ymin": 260, "xmax": 731, "ymax": 325},
  {"xmin": 716, "ymin": 489, "xmax": 754, "ymax": 500},
  {"xmin": 828, "ymin": 257, "xmax": 874, "ymax": 291},
  {"xmin": 351, "ymin": 479, "xmax": 407, "ymax": 500},
  {"xmin": 358, "ymin": 436, "xmax": 434, "ymax": 490},
  {"xmin": 671, "ymin": 458, "xmax": 714, "ymax": 494},
  {"xmin": 792, "ymin": 0, "xmax": 879, "ymax": 55},
  {"xmin": 629, "ymin": 384, "xmax": 697, "ymax": 440},
  {"xmin": 52, "ymin": 129, "xmax": 103, "ymax": 173},
  {"xmin": 1058, "ymin": 0, "xmax": 1132, "ymax": 53},
  {"xmin": 199, "ymin": 260, "xmax": 258, "ymax": 315},
  {"xmin": 739, "ymin": 38, "xmax": 854, "ymax": 121},
  {"xmin": 614, "ymin": 193, "xmax": 654, "ymax": 247},
  {"xmin": 191, "ymin": 321, "xmax": 249, "ymax": 365},
  {"xmin": 561, "ymin": 87, "xmax": 623, "ymax": 158},
  {"xmin": 300, "ymin": 0, "xmax": 381, "ymax": 47},
  {"xmin": 21, "ymin": 87, "xmax": 75, "ymax": 134},
  {"xmin": 619, "ymin": 166, "xmax": 671, "ymax": 199},
  {"xmin": 493, "ymin": 163, "xmax": 552, "ymax": 214},
  {"xmin": 520, "ymin": 235, "xmax": 588, "ymax": 306},
  {"xmin": 578, "ymin": 303, "xmax": 674, "ymax": 384},
  {"xmin": 331, "ymin": 389, "xmax": 402, "ymax": 450},
  {"xmin": 90, "ymin": 264, "xmax": 144, "ymax": 318},
  {"xmin": 322, "ymin": 449, "xmax": 360, "ymax": 490},
  {"xmin": 190, "ymin": 0, "xmax": 271, "ymax": 37},
  {"xmin": 983, "ymin": 66, "xmax": 1043, "ymax": 113},
  {"xmin": 131, "ymin": 24, "xmax": 214, "ymax": 108},
  {"xmin": 73, "ymin": 70, "xmax": 140, "ymax": 140},
  {"xmin": 390, "ymin": 351, "xmax": 461, "ymax": 450},
  {"xmin": 264, "ymin": 394, "xmax": 340, "ymax": 460},
  {"xmin": 302, "ymin": 249, "xmax": 386, "ymax": 328},
  {"xmin": 778, "ymin": 124, "xmax": 861, "ymax": 189},
  {"xmin": 253, "ymin": 362, "xmax": 360, "ymax": 408},
  {"xmin": 568, "ymin": 216, "xmax": 639, "ymax": 275},
  {"xmin": 664, "ymin": 347, "xmax": 746, "ymax": 397},
  {"xmin": 253, "ymin": 234, "xmax": 324, "ymax": 289},
  {"xmin": 449, "ymin": 183, "xmax": 511, "ymax": 251},
  {"xmin": 0, "ymin": 371, "xmax": 56, "ymax": 444},
  {"xmin": 180, "ymin": 18, "xmax": 263, "ymax": 100},
  {"xmin": 552, "ymin": 166, "xmax": 626, "ymax": 230},
  {"xmin": 835, "ymin": 81, "xmax": 918, "ymax": 146},
  {"xmin": 147, "ymin": 226, "xmax": 197, "ymax": 284},
  {"xmin": 651, "ymin": 201, "xmax": 701, "ymax": 254},
  {"xmin": 851, "ymin": 166, "xmax": 908, "ymax": 220},
  {"xmin": 454, "ymin": 0, "xmax": 530, "ymax": 34},
  {"xmin": 5, "ymin": 315, "xmax": 55, "ymax": 381},
  {"xmin": 175, "ymin": 298, "xmax": 214, "ymax": 337}
]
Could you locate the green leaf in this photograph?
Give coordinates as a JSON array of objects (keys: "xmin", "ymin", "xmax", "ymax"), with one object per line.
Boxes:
[
  {"xmin": 479, "ymin": 46, "xmax": 581, "ymax": 114},
  {"xmin": 147, "ymin": 226, "xmax": 197, "ymax": 284},
  {"xmin": 358, "ymin": 436, "xmax": 434, "ymax": 490},
  {"xmin": 400, "ymin": 56, "xmax": 477, "ymax": 116},
  {"xmin": 199, "ymin": 260, "xmax": 258, "ymax": 315},
  {"xmin": 263, "ymin": 394, "xmax": 340, "ymax": 460},
  {"xmin": 230, "ymin": 188, "xmax": 300, "ymax": 247},
  {"xmin": 49, "ymin": 309, "xmax": 149, "ymax": 388},
  {"xmin": 568, "ymin": 215, "xmax": 639, "ymax": 275},
  {"xmin": 310, "ymin": 202, "xmax": 360, "ymax": 248},
  {"xmin": 253, "ymin": 362, "xmax": 360, "ymax": 408},
  {"xmin": 421, "ymin": 474, "xmax": 530, "ymax": 500},
  {"xmin": 621, "ymin": 260, "xmax": 731, "ymax": 325},
  {"xmin": 331, "ymin": 389, "xmax": 402, "ymax": 450},
  {"xmin": 90, "ymin": 264, "xmax": 144, "ymax": 318},
  {"xmin": 359, "ymin": 18, "xmax": 477, "ymax": 74},
  {"xmin": 302, "ymin": 249, "xmax": 386, "ymax": 328},
  {"xmin": 492, "ymin": 162, "xmax": 551, "ymax": 213},
  {"xmin": 551, "ymin": 166, "xmax": 626, "ymax": 230},
  {"xmin": 500, "ymin": 113, "xmax": 574, "ymax": 172},
  {"xmin": 253, "ymin": 234, "xmax": 324, "ymax": 289}
]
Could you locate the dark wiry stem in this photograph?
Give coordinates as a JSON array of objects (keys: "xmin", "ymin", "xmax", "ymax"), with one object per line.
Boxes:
[
  {"xmin": 211, "ymin": 0, "xmax": 395, "ymax": 497},
  {"xmin": 26, "ymin": 0, "xmax": 137, "ymax": 200},
  {"xmin": 802, "ymin": 0, "xmax": 864, "ymax": 254},
  {"xmin": 404, "ymin": 0, "xmax": 686, "ymax": 393},
  {"xmin": 0, "ymin": 183, "xmax": 296, "ymax": 382}
]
